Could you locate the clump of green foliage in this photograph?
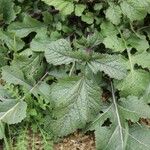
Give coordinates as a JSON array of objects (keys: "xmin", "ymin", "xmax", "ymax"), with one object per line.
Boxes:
[{"xmin": 0, "ymin": 0, "xmax": 150, "ymax": 149}]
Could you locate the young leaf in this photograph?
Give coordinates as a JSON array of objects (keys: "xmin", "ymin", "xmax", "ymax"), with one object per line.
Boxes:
[{"xmin": 45, "ymin": 76, "xmax": 101, "ymax": 137}]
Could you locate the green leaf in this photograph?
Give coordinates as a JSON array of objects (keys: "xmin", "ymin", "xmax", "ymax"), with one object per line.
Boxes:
[
  {"xmin": 41, "ymin": 0, "xmax": 74, "ymax": 15},
  {"xmin": 75, "ymin": 4, "xmax": 86, "ymax": 17},
  {"xmin": 116, "ymin": 69, "xmax": 150, "ymax": 96},
  {"xmin": 44, "ymin": 76, "xmax": 101, "ymax": 137},
  {"xmin": 45, "ymin": 39, "xmax": 77, "ymax": 65},
  {"xmin": 88, "ymin": 83, "xmax": 150, "ymax": 150},
  {"xmin": 8, "ymin": 15, "xmax": 46, "ymax": 38},
  {"xmin": 0, "ymin": 86, "xmax": 27, "ymax": 124},
  {"xmin": 0, "ymin": 46, "xmax": 8, "ymax": 68},
  {"xmin": 0, "ymin": 30, "xmax": 25, "ymax": 51},
  {"xmin": 133, "ymin": 52, "xmax": 150, "ymax": 69},
  {"xmin": 0, "ymin": 0, "xmax": 18, "ymax": 23},
  {"xmin": 1, "ymin": 66, "xmax": 31, "ymax": 88},
  {"xmin": 118, "ymin": 96, "xmax": 150, "ymax": 122},
  {"xmin": 103, "ymin": 35, "xmax": 125, "ymax": 52},
  {"xmin": 1, "ymin": 66, "xmax": 50, "ymax": 102},
  {"xmin": 12, "ymin": 51, "xmax": 45, "ymax": 84},
  {"xmin": 105, "ymin": 3, "xmax": 122, "ymax": 25},
  {"xmin": 88, "ymin": 54, "xmax": 127, "ymax": 80},
  {"xmin": 100, "ymin": 21, "xmax": 118, "ymax": 37},
  {"xmin": 127, "ymin": 34, "xmax": 149, "ymax": 52},
  {"xmin": 0, "ymin": 100, "xmax": 27, "ymax": 124},
  {"xmin": 30, "ymin": 30, "xmax": 52, "ymax": 52},
  {"xmin": 0, "ymin": 122, "xmax": 4, "ymax": 139},
  {"xmin": 120, "ymin": 0, "xmax": 150, "ymax": 21},
  {"xmin": 126, "ymin": 125, "xmax": 150, "ymax": 150},
  {"xmin": 81, "ymin": 12, "xmax": 94, "ymax": 24}
]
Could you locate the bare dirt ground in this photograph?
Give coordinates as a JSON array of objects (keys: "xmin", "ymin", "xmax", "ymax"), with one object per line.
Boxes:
[{"xmin": 54, "ymin": 132, "xmax": 95, "ymax": 150}]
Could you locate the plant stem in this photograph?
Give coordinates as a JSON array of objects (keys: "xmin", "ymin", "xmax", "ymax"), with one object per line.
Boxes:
[
  {"xmin": 69, "ymin": 61, "xmax": 75, "ymax": 76},
  {"xmin": 111, "ymin": 81, "xmax": 124, "ymax": 150},
  {"xmin": 118, "ymin": 28, "xmax": 134, "ymax": 73}
]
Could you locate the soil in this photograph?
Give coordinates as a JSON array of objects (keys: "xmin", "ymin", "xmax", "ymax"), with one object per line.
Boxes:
[
  {"xmin": 0, "ymin": 132, "xmax": 95, "ymax": 150},
  {"xmin": 54, "ymin": 132, "xmax": 95, "ymax": 150}
]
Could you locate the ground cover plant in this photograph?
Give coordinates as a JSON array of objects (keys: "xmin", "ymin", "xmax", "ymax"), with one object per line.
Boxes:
[{"xmin": 0, "ymin": 0, "xmax": 150, "ymax": 149}]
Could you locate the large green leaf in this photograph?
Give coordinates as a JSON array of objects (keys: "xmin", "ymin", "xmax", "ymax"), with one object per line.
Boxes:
[
  {"xmin": 88, "ymin": 54, "xmax": 127, "ymax": 80},
  {"xmin": 1, "ymin": 66, "xmax": 51, "ymax": 102},
  {"xmin": 1, "ymin": 66, "xmax": 31, "ymax": 89},
  {"xmin": 12, "ymin": 51, "xmax": 45, "ymax": 84},
  {"xmin": 127, "ymin": 34, "xmax": 149, "ymax": 52},
  {"xmin": 0, "ymin": 86, "xmax": 27, "ymax": 124},
  {"xmin": 120, "ymin": 0, "xmax": 150, "ymax": 21},
  {"xmin": 116, "ymin": 69, "xmax": 150, "ymax": 96},
  {"xmin": 44, "ymin": 76, "xmax": 101, "ymax": 137},
  {"xmin": 126, "ymin": 125, "xmax": 150, "ymax": 150},
  {"xmin": 0, "ymin": 30, "xmax": 25, "ymax": 51},
  {"xmin": 132, "ymin": 52, "xmax": 150, "ymax": 69},
  {"xmin": 0, "ymin": 46, "xmax": 8, "ymax": 68},
  {"xmin": 8, "ymin": 15, "xmax": 46, "ymax": 38},
  {"xmin": 41, "ymin": 0, "xmax": 74, "ymax": 15},
  {"xmin": 88, "ymin": 84, "xmax": 150, "ymax": 150},
  {"xmin": 103, "ymin": 35, "xmax": 125, "ymax": 52},
  {"xmin": 45, "ymin": 39, "xmax": 77, "ymax": 65},
  {"xmin": 0, "ymin": 100, "xmax": 27, "ymax": 124},
  {"xmin": 0, "ymin": 0, "xmax": 18, "ymax": 23},
  {"xmin": 105, "ymin": 3, "xmax": 122, "ymax": 25},
  {"xmin": 30, "ymin": 30, "xmax": 52, "ymax": 52},
  {"xmin": 100, "ymin": 21, "xmax": 118, "ymax": 37},
  {"xmin": 118, "ymin": 96, "xmax": 150, "ymax": 122}
]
